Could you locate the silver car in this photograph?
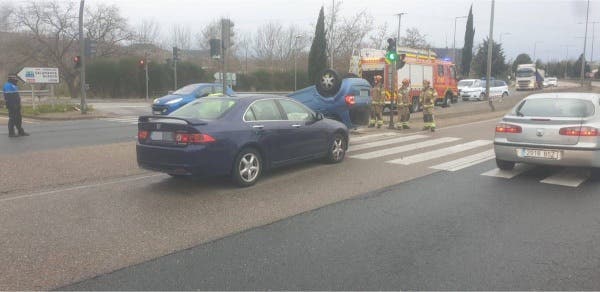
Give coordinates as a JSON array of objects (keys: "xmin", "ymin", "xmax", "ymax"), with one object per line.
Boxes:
[{"xmin": 494, "ymin": 93, "xmax": 600, "ymax": 176}]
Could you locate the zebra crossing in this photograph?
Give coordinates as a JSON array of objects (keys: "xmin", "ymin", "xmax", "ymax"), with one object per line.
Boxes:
[
  {"xmin": 349, "ymin": 132, "xmax": 596, "ymax": 188},
  {"xmin": 100, "ymin": 116, "xmax": 139, "ymax": 125}
]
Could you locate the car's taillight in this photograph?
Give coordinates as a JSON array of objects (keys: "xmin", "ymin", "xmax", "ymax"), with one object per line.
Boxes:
[
  {"xmin": 345, "ymin": 95, "xmax": 355, "ymax": 106},
  {"xmin": 138, "ymin": 130, "xmax": 149, "ymax": 141},
  {"xmin": 495, "ymin": 123, "xmax": 522, "ymax": 134},
  {"xmin": 559, "ymin": 126, "xmax": 599, "ymax": 136},
  {"xmin": 175, "ymin": 133, "xmax": 216, "ymax": 144}
]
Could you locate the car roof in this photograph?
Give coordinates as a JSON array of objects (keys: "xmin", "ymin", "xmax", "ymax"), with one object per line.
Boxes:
[
  {"xmin": 525, "ymin": 92, "xmax": 600, "ymax": 102},
  {"xmin": 459, "ymin": 79, "xmax": 477, "ymax": 82}
]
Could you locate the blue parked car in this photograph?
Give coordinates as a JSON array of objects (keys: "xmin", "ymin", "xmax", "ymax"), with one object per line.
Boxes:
[
  {"xmin": 151, "ymin": 83, "xmax": 235, "ymax": 115},
  {"xmin": 287, "ymin": 70, "xmax": 371, "ymax": 129},
  {"xmin": 138, "ymin": 95, "xmax": 348, "ymax": 187}
]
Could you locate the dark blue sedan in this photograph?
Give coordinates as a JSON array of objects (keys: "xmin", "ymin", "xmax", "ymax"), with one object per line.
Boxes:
[{"xmin": 137, "ymin": 95, "xmax": 349, "ymax": 187}]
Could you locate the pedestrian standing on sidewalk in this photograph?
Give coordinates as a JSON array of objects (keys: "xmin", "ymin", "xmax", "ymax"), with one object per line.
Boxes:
[
  {"xmin": 3, "ymin": 74, "xmax": 29, "ymax": 138},
  {"xmin": 420, "ymin": 80, "xmax": 437, "ymax": 132}
]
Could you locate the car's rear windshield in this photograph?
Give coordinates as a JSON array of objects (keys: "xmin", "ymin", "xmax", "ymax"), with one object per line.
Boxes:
[
  {"xmin": 514, "ymin": 98, "xmax": 595, "ymax": 118},
  {"xmin": 171, "ymin": 98, "xmax": 237, "ymax": 120}
]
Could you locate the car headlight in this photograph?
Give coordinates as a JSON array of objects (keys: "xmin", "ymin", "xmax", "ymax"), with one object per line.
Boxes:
[
  {"xmin": 166, "ymin": 98, "xmax": 183, "ymax": 105},
  {"xmin": 153, "ymin": 98, "xmax": 159, "ymax": 104}
]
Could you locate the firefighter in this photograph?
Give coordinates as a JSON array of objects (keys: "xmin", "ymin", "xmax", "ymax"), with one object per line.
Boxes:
[
  {"xmin": 395, "ymin": 79, "xmax": 411, "ymax": 130},
  {"xmin": 420, "ymin": 80, "xmax": 437, "ymax": 132},
  {"xmin": 369, "ymin": 75, "xmax": 384, "ymax": 128}
]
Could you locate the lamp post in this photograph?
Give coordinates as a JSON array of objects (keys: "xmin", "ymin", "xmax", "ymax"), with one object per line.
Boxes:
[
  {"xmin": 486, "ymin": 0, "xmax": 495, "ymax": 111},
  {"xmin": 580, "ymin": 0, "xmax": 590, "ymax": 86},
  {"xmin": 293, "ymin": 35, "xmax": 304, "ymax": 91},
  {"xmin": 397, "ymin": 13, "xmax": 407, "ymax": 47},
  {"xmin": 453, "ymin": 15, "xmax": 467, "ymax": 62}
]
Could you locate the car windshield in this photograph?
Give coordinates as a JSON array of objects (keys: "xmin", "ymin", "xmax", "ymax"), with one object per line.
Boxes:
[
  {"xmin": 514, "ymin": 98, "xmax": 595, "ymax": 118},
  {"xmin": 170, "ymin": 98, "xmax": 237, "ymax": 120},
  {"xmin": 516, "ymin": 69, "xmax": 535, "ymax": 77},
  {"xmin": 172, "ymin": 84, "xmax": 200, "ymax": 95},
  {"xmin": 458, "ymin": 80, "xmax": 473, "ymax": 87},
  {"xmin": 470, "ymin": 81, "xmax": 483, "ymax": 88}
]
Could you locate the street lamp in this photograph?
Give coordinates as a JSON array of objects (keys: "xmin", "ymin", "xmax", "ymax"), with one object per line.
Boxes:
[
  {"xmin": 453, "ymin": 15, "xmax": 467, "ymax": 63},
  {"xmin": 533, "ymin": 41, "xmax": 543, "ymax": 61},
  {"xmin": 578, "ymin": 20, "xmax": 599, "ymax": 76},
  {"xmin": 499, "ymin": 32, "xmax": 511, "ymax": 43},
  {"xmin": 396, "ymin": 12, "xmax": 407, "ymax": 47},
  {"xmin": 294, "ymin": 34, "xmax": 304, "ymax": 91},
  {"xmin": 580, "ymin": 0, "xmax": 590, "ymax": 85}
]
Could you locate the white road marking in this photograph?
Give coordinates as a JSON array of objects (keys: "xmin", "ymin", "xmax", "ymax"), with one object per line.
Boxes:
[
  {"xmin": 348, "ymin": 135, "xmax": 428, "ymax": 152},
  {"xmin": 481, "ymin": 164, "xmax": 533, "ymax": 179},
  {"xmin": 0, "ymin": 174, "xmax": 165, "ymax": 204},
  {"xmin": 387, "ymin": 140, "xmax": 493, "ymax": 165},
  {"xmin": 350, "ymin": 137, "xmax": 460, "ymax": 160},
  {"xmin": 431, "ymin": 149, "xmax": 495, "ymax": 171},
  {"xmin": 540, "ymin": 168, "xmax": 590, "ymax": 188},
  {"xmin": 350, "ymin": 132, "xmax": 401, "ymax": 144},
  {"xmin": 101, "ymin": 116, "xmax": 139, "ymax": 124}
]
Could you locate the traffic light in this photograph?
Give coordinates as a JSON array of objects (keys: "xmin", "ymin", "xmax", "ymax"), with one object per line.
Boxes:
[
  {"xmin": 210, "ymin": 38, "xmax": 221, "ymax": 59},
  {"xmin": 73, "ymin": 55, "xmax": 81, "ymax": 68},
  {"xmin": 138, "ymin": 58, "xmax": 146, "ymax": 70},
  {"xmin": 385, "ymin": 38, "xmax": 398, "ymax": 64},
  {"xmin": 173, "ymin": 46, "xmax": 179, "ymax": 61}
]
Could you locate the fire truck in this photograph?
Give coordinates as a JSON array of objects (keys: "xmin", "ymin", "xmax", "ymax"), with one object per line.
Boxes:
[{"xmin": 349, "ymin": 46, "xmax": 459, "ymax": 113}]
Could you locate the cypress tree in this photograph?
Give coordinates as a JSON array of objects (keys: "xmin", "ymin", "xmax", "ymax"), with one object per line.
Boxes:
[
  {"xmin": 308, "ymin": 6, "xmax": 328, "ymax": 84},
  {"xmin": 461, "ymin": 5, "xmax": 475, "ymax": 77}
]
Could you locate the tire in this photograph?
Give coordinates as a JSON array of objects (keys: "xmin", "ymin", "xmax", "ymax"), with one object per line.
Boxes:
[
  {"xmin": 316, "ymin": 69, "xmax": 341, "ymax": 97},
  {"xmin": 410, "ymin": 98, "xmax": 420, "ymax": 113},
  {"xmin": 496, "ymin": 159, "xmax": 515, "ymax": 170},
  {"xmin": 232, "ymin": 148, "xmax": 262, "ymax": 187},
  {"xmin": 502, "ymin": 92, "xmax": 508, "ymax": 98},
  {"xmin": 325, "ymin": 133, "xmax": 346, "ymax": 164},
  {"xmin": 478, "ymin": 93, "xmax": 485, "ymax": 101}
]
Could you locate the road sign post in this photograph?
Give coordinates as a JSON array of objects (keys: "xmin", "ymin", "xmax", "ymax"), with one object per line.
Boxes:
[{"xmin": 17, "ymin": 67, "xmax": 60, "ymax": 111}]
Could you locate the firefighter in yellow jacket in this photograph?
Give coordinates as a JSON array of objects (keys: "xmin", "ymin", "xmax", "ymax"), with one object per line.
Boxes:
[
  {"xmin": 420, "ymin": 80, "xmax": 437, "ymax": 132},
  {"xmin": 369, "ymin": 75, "xmax": 384, "ymax": 128},
  {"xmin": 395, "ymin": 79, "xmax": 411, "ymax": 130}
]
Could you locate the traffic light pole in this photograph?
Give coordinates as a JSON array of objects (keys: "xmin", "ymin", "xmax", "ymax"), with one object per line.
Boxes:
[
  {"xmin": 79, "ymin": 0, "xmax": 87, "ymax": 114},
  {"xmin": 221, "ymin": 19, "xmax": 227, "ymax": 94},
  {"xmin": 145, "ymin": 53, "xmax": 149, "ymax": 101},
  {"xmin": 173, "ymin": 58, "xmax": 178, "ymax": 90}
]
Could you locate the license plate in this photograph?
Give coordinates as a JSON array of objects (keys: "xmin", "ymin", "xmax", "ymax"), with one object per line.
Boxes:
[
  {"xmin": 150, "ymin": 131, "xmax": 173, "ymax": 141},
  {"xmin": 153, "ymin": 111, "xmax": 162, "ymax": 115},
  {"xmin": 518, "ymin": 148, "xmax": 561, "ymax": 160}
]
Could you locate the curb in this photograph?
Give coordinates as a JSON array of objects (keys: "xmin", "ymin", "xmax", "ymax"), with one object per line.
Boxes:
[{"xmin": 0, "ymin": 112, "xmax": 108, "ymax": 121}]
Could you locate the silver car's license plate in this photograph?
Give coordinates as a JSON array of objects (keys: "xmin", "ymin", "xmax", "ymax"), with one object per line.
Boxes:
[
  {"xmin": 153, "ymin": 110, "xmax": 162, "ymax": 115},
  {"xmin": 517, "ymin": 148, "xmax": 561, "ymax": 160}
]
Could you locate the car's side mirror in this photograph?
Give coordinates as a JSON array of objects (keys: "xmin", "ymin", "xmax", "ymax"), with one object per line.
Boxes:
[{"xmin": 315, "ymin": 112, "xmax": 324, "ymax": 121}]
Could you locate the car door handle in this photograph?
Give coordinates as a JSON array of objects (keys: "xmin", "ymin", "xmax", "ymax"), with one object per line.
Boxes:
[
  {"xmin": 252, "ymin": 125, "xmax": 265, "ymax": 130},
  {"xmin": 291, "ymin": 124, "xmax": 302, "ymax": 128}
]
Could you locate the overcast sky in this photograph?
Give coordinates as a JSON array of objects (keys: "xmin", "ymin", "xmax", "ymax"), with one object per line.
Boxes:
[{"xmin": 106, "ymin": 0, "xmax": 597, "ymax": 61}]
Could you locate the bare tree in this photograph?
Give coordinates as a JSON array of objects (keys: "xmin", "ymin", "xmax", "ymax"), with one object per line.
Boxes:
[
  {"xmin": 171, "ymin": 24, "xmax": 191, "ymax": 51},
  {"xmin": 369, "ymin": 22, "xmax": 389, "ymax": 50},
  {"xmin": 135, "ymin": 18, "xmax": 161, "ymax": 44},
  {"xmin": 400, "ymin": 27, "xmax": 430, "ymax": 49},
  {"xmin": 253, "ymin": 22, "xmax": 308, "ymax": 71},
  {"xmin": 325, "ymin": 1, "xmax": 374, "ymax": 71},
  {"xmin": 0, "ymin": 2, "xmax": 13, "ymax": 32},
  {"xmin": 85, "ymin": 3, "xmax": 132, "ymax": 57},
  {"xmin": 12, "ymin": 1, "xmax": 80, "ymax": 98}
]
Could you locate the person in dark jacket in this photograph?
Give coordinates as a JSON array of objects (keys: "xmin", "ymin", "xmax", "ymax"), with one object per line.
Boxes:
[{"xmin": 3, "ymin": 74, "xmax": 29, "ymax": 137}]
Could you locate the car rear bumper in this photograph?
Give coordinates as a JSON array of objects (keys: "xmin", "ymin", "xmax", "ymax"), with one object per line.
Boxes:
[
  {"xmin": 494, "ymin": 142, "xmax": 600, "ymax": 167},
  {"xmin": 136, "ymin": 143, "xmax": 233, "ymax": 176}
]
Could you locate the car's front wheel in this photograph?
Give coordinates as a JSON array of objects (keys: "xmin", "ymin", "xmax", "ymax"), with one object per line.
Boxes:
[
  {"xmin": 496, "ymin": 158, "xmax": 515, "ymax": 170},
  {"xmin": 232, "ymin": 148, "xmax": 262, "ymax": 187},
  {"xmin": 325, "ymin": 133, "xmax": 346, "ymax": 164}
]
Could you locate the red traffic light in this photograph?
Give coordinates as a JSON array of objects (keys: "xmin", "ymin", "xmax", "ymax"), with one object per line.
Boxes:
[
  {"xmin": 73, "ymin": 55, "xmax": 81, "ymax": 68},
  {"xmin": 139, "ymin": 59, "xmax": 145, "ymax": 65}
]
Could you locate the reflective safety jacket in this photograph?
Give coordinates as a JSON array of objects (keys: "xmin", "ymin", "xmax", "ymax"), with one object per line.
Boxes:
[
  {"xmin": 419, "ymin": 87, "xmax": 437, "ymax": 114},
  {"xmin": 371, "ymin": 84, "xmax": 385, "ymax": 105},
  {"xmin": 397, "ymin": 87, "xmax": 411, "ymax": 107}
]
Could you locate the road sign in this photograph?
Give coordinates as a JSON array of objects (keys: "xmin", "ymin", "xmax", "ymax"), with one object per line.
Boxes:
[{"xmin": 17, "ymin": 67, "xmax": 60, "ymax": 84}]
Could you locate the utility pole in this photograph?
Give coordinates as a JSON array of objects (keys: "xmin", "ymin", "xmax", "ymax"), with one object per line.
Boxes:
[
  {"xmin": 581, "ymin": 0, "xmax": 590, "ymax": 86},
  {"xmin": 453, "ymin": 16, "xmax": 467, "ymax": 63},
  {"xmin": 486, "ymin": 0, "xmax": 495, "ymax": 111},
  {"xmin": 221, "ymin": 18, "xmax": 229, "ymax": 94},
  {"xmin": 590, "ymin": 21, "xmax": 599, "ymax": 74},
  {"xmin": 294, "ymin": 35, "xmax": 304, "ymax": 91},
  {"xmin": 329, "ymin": 0, "xmax": 335, "ymax": 69},
  {"xmin": 173, "ymin": 47, "xmax": 178, "ymax": 90},
  {"xmin": 533, "ymin": 41, "xmax": 542, "ymax": 62},
  {"xmin": 144, "ymin": 52, "xmax": 149, "ymax": 101},
  {"xmin": 78, "ymin": 0, "xmax": 87, "ymax": 114}
]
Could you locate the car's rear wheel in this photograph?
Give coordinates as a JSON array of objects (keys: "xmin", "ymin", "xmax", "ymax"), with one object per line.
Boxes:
[
  {"xmin": 325, "ymin": 133, "xmax": 346, "ymax": 164},
  {"xmin": 496, "ymin": 159, "xmax": 515, "ymax": 170},
  {"xmin": 502, "ymin": 92, "xmax": 508, "ymax": 98},
  {"xmin": 316, "ymin": 69, "xmax": 341, "ymax": 97},
  {"xmin": 478, "ymin": 93, "xmax": 485, "ymax": 101},
  {"xmin": 232, "ymin": 148, "xmax": 262, "ymax": 187}
]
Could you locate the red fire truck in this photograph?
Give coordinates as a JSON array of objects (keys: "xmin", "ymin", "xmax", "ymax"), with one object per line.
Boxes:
[{"xmin": 349, "ymin": 47, "xmax": 459, "ymax": 112}]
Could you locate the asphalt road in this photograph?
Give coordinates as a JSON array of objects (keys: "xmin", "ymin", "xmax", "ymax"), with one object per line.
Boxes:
[{"xmin": 62, "ymin": 160, "xmax": 600, "ymax": 291}]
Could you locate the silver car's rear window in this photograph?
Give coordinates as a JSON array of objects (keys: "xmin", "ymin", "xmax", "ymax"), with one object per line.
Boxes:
[{"xmin": 514, "ymin": 98, "xmax": 595, "ymax": 118}]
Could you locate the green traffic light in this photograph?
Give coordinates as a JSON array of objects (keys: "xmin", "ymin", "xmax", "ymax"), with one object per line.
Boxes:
[{"xmin": 386, "ymin": 51, "xmax": 398, "ymax": 62}]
